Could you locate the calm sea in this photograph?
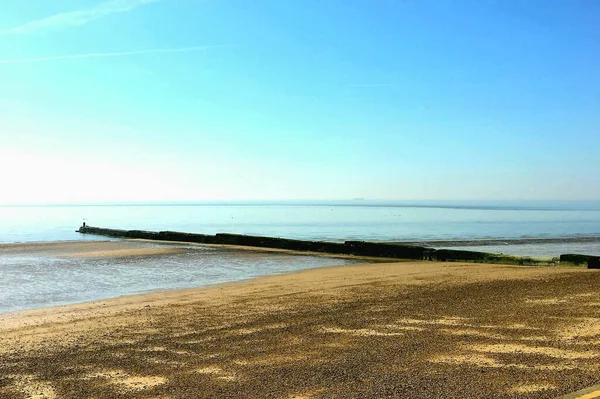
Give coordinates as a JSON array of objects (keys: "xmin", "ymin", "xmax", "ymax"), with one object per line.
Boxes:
[
  {"xmin": 1, "ymin": 200, "xmax": 600, "ymax": 256},
  {"xmin": 1, "ymin": 201, "xmax": 599, "ymax": 313}
]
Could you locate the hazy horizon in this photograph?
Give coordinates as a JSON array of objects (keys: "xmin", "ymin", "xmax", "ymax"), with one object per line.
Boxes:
[{"xmin": 2, "ymin": 199, "xmax": 600, "ymax": 209}]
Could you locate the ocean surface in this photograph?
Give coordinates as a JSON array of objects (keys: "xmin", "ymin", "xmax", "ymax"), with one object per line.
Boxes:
[
  {"xmin": 0, "ymin": 242, "xmax": 362, "ymax": 314},
  {"xmin": 1, "ymin": 201, "xmax": 600, "ymax": 256},
  {"xmin": 1, "ymin": 201, "xmax": 599, "ymax": 313}
]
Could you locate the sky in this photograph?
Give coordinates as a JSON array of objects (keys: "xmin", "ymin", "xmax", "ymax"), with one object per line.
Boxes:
[{"xmin": 0, "ymin": 0, "xmax": 598, "ymax": 204}]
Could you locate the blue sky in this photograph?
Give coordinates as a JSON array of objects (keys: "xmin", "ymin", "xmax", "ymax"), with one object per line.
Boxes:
[{"xmin": 0, "ymin": 0, "xmax": 598, "ymax": 204}]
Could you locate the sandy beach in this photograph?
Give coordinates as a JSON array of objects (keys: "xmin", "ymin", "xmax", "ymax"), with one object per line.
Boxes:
[{"xmin": 1, "ymin": 242, "xmax": 600, "ymax": 398}]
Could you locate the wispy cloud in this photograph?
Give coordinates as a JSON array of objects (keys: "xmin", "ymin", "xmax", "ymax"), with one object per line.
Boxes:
[
  {"xmin": 1, "ymin": 0, "xmax": 160, "ymax": 35},
  {"xmin": 0, "ymin": 45, "xmax": 226, "ymax": 65}
]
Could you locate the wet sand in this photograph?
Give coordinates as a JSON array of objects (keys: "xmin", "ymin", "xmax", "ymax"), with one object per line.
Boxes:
[
  {"xmin": 0, "ymin": 240, "xmax": 189, "ymax": 259},
  {"xmin": 0, "ymin": 240, "xmax": 392, "ymax": 261},
  {"xmin": 1, "ymin": 243, "xmax": 600, "ymax": 398}
]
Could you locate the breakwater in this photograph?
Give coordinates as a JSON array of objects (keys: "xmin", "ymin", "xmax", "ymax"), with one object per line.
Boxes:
[{"xmin": 77, "ymin": 226, "xmax": 600, "ymax": 267}]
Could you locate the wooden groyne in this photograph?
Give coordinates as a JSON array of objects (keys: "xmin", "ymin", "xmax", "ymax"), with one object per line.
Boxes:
[
  {"xmin": 77, "ymin": 226, "xmax": 600, "ymax": 267},
  {"xmin": 560, "ymin": 254, "xmax": 600, "ymax": 268},
  {"xmin": 77, "ymin": 226, "xmax": 428, "ymax": 260}
]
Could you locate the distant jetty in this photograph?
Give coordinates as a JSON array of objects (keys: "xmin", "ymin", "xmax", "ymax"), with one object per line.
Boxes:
[{"xmin": 77, "ymin": 226, "xmax": 600, "ymax": 268}]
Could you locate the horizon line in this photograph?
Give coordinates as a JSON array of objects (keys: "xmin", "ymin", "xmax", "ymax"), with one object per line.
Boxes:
[{"xmin": 1, "ymin": 199, "xmax": 599, "ymax": 207}]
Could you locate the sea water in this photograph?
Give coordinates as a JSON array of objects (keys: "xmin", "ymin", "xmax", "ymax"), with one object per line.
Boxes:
[
  {"xmin": 1, "ymin": 201, "xmax": 599, "ymax": 256},
  {"xmin": 1, "ymin": 201, "xmax": 599, "ymax": 313},
  {"xmin": 0, "ymin": 242, "xmax": 363, "ymax": 314}
]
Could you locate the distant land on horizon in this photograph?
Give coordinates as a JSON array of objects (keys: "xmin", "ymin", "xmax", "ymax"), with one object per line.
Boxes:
[{"xmin": 2, "ymin": 199, "xmax": 600, "ymax": 212}]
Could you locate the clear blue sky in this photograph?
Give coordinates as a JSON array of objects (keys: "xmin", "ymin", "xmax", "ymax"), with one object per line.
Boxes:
[{"xmin": 0, "ymin": 0, "xmax": 598, "ymax": 204}]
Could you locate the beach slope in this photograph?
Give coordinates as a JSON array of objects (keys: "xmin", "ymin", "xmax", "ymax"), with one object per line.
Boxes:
[{"xmin": 1, "ymin": 259, "xmax": 600, "ymax": 398}]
